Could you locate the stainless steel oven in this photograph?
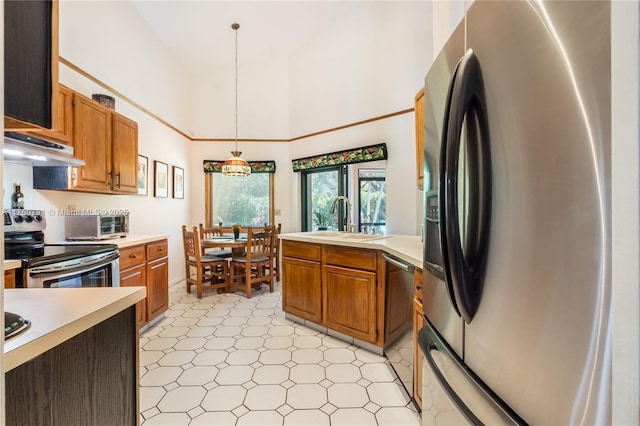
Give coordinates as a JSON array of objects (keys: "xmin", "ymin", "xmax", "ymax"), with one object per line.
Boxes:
[
  {"xmin": 4, "ymin": 209, "xmax": 120, "ymax": 289},
  {"xmin": 25, "ymin": 245, "xmax": 119, "ymax": 288}
]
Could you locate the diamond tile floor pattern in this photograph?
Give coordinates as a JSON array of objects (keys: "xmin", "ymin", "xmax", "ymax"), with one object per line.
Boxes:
[{"xmin": 140, "ymin": 281, "xmax": 421, "ymax": 425}]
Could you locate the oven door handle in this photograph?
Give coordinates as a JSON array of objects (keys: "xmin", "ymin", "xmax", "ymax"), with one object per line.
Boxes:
[{"xmin": 28, "ymin": 251, "xmax": 119, "ymax": 279}]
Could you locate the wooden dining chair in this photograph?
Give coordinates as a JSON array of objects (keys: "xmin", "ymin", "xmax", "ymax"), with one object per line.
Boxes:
[
  {"xmin": 228, "ymin": 226, "xmax": 275, "ymax": 298},
  {"xmin": 183, "ymin": 225, "xmax": 229, "ymax": 298},
  {"xmin": 264, "ymin": 223, "xmax": 282, "ymax": 281},
  {"xmin": 198, "ymin": 223, "xmax": 232, "ymax": 258}
]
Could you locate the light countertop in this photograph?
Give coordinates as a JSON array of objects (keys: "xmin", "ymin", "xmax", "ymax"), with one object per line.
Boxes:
[
  {"xmin": 3, "ymin": 235, "xmax": 169, "ymax": 272},
  {"xmin": 4, "ymin": 287, "xmax": 146, "ymax": 372},
  {"xmin": 4, "ymin": 260, "xmax": 21, "ymax": 271},
  {"xmin": 279, "ymin": 232, "xmax": 423, "ymax": 269},
  {"xmin": 51, "ymin": 234, "xmax": 169, "ymax": 248}
]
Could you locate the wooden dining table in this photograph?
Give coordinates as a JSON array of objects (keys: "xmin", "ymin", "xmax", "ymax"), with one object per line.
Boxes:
[{"xmin": 201, "ymin": 236, "xmax": 247, "ymax": 257}]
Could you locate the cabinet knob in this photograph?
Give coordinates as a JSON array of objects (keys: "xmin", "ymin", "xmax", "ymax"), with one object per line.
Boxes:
[{"xmin": 130, "ymin": 254, "xmax": 137, "ymax": 259}]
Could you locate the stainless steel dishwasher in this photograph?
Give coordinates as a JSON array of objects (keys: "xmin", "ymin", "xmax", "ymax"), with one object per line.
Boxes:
[{"xmin": 382, "ymin": 253, "xmax": 416, "ymax": 404}]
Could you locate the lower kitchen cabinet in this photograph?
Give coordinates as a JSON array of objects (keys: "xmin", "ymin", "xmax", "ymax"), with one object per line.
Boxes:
[
  {"xmin": 120, "ymin": 264, "xmax": 147, "ymax": 328},
  {"xmin": 119, "ymin": 238, "xmax": 168, "ymax": 329},
  {"xmin": 147, "ymin": 256, "xmax": 169, "ymax": 322},
  {"xmin": 413, "ymin": 268, "xmax": 424, "ymax": 406},
  {"xmin": 282, "ymin": 240, "xmax": 384, "ymax": 347},
  {"xmin": 282, "ymin": 256, "xmax": 322, "ymax": 323},
  {"xmin": 323, "ymin": 265, "xmax": 377, "ymax": 343},
  {"xmin": 413, "ymin": 297, "xmax": 424, "ymax": 407},
  {"xmin": 4, "ymin": 269, "xmax": 16, "ymax": 289}
]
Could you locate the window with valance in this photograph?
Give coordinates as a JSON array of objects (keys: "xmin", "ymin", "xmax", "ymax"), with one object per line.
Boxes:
[{"xmin": 203, "ymin": 160, "xmax": 276, "ymax": 228}]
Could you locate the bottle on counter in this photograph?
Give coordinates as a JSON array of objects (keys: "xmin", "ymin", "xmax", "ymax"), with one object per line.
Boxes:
[{"xmin": 11, "ymin": 182, "xmax": 24, "ymax": 209}]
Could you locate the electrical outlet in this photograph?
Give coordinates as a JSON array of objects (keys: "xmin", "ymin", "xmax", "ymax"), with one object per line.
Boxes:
[
  {"xmin": 68, "ymin": 204, "xmax": 77, "ymax": 211},
  {"xmin": 274, "ymin": 209, "xmax": 281, "ymax": 216}
]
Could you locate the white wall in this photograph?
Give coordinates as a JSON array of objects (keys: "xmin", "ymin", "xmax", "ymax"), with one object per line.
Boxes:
[
  {"xmin": 289, "ymin": 2, "xmax": 430, "ymax": 136},
  {"xmin": 190, "ymin": 58, "xmax": 291, "ymax": 140}
]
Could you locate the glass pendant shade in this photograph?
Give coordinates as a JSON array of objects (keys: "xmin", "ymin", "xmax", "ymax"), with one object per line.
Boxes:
[{"xmin": 222, "ymin": 151, "xmax": 251, "ymax": 176}]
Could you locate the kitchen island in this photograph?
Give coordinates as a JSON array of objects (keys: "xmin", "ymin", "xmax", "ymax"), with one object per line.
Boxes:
[
  {"xmin": 279, "ymin": 232, "xmax": 422, "ymax": 354},
  {"xmin": 4, "ymin": 287, "xmax": 145, "ymax": 425},
  {"xmin": 279, "ymin": 232, "xmax": 422, "ymax": 268}
]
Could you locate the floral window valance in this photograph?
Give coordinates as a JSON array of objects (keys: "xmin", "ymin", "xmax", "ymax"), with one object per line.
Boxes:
[
  {"xmin": 291, "ymin": 143, "xmax": 387, "ymax": 172},
  {"xmin": 203, "ymin": 160, "xmax": 276, "ymax": 173}
]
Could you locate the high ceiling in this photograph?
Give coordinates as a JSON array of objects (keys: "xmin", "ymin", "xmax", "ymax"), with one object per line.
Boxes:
[{"xmin": 129, "ymin": 1, "xmax": 421, "ymax": 75}]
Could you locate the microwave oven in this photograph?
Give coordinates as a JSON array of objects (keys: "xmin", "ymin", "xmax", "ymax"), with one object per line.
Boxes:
[{"xmin": 65, "ymin": 213, "xmax": 129, "ymax": 240}]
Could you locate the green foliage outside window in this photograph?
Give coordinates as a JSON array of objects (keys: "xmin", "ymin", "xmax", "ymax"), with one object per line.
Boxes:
[
  {"xmin": 310, "ymin": 170, "xmax": 339, "ymax": 230},
  {"xmin": 212, "ymin": 173, "xmax": 270, "ymax": 227}
]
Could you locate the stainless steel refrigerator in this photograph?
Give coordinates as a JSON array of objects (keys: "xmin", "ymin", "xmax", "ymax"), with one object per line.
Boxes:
[{"xmin": 419, "ymin": 1, "xmax": 611, "ymax": 424}]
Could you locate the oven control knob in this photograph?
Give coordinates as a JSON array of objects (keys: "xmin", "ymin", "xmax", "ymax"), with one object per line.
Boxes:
[
  {"xmin": 13, "ymin": 215, "xmax": 23, "ymax": 223},
  {"xmin": 24, "ymin": 215, "xmax": 33, "ymax": 223},
  {"xmin": 33, "ymin": 214, "xmax": 43, "ymax": 222}
]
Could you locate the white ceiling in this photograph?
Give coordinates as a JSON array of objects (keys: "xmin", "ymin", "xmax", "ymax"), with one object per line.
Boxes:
[{"xmin": 129, "ymin": 1, "xmax": 422, "ymax": 75}]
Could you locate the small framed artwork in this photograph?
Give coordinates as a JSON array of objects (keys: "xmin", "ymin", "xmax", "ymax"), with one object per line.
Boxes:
[
  {"xmin": 173, "ymin": 166, "xmax": 184, "ymax": 199},
  {"xmin": 137, "ymin": 155, "xmax": 148, "ymax": 195},
  {"xmin": 154, "ymin": 160, "xmax": 169, "ymax": 198}
]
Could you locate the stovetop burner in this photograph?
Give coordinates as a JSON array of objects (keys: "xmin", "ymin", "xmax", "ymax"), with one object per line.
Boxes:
[{"xmin": 4, "ymin": 311, "xmax": 31, "ymax": 340}]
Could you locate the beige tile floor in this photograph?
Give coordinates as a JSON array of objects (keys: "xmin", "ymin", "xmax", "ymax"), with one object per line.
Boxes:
[{"xmin": 139, "ymin": 280, "xmax": 421, "ymax": 425}]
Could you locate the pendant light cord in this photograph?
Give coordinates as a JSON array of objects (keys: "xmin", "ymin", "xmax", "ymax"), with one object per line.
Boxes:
[{"xmin": 234, "ymin": 24, "xmax": 238, "ymax": 150}]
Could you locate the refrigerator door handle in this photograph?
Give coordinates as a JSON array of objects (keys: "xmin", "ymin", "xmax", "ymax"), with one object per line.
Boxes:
[
  {"xmin": 418, "ymin": 322, "xmax": 526, "ymax": 425},
  {"xmin": 442, "ymin": 49, "xmax": 492, "ymax": 323},
  {"xmin": 438, "ymin": 56, "xmax": 463, "ymax": 317}
]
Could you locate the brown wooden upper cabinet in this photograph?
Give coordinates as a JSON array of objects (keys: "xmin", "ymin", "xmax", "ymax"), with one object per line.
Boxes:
[
  {"xmin": 414, "ymin": 87, "xmax": 425, "ymax": 190},
  {"xmin": 72, "ymin": 92, "xmax": 138, "ymax": 194},
  {"xmin": 32, "ymin": 90, "xmax": 139, "ymax": 195},
  {"xmin": 4, "ymin": 0, "xmax": 59, "ymax": 132}
]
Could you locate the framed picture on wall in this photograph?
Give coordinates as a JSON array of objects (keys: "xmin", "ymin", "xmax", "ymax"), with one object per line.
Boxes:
[
  {"xmin": 137, "ymin": 155, "xmax": 148, "ymax": 195},
  {"xmin": 173, "ymin": 166, "xmax": 184, "ymax": 199},
  {"xmin": 154, "ymin": 160, "xmax": 169, "ymax": 198}
]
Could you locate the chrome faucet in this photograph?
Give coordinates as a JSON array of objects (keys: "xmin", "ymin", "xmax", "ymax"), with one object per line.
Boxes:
[{"xmin": 330, "ymin": 196, "xmax": 356, "ymax": 233}]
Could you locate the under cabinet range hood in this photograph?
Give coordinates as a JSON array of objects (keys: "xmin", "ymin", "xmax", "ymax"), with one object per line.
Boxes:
[{"xmin": 3, "ymin": 132, "xmax": 84, "ymax": 167}]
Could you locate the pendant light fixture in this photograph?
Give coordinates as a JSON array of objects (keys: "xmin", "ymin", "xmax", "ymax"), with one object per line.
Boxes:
[{"xmin": 222, "ymin": 23, "xmax": 251, "ymax": 177}]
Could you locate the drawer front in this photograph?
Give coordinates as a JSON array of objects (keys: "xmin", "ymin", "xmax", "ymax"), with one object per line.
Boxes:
[
  {"xmin": 322, "ymin": 245, "xmax": 377, "ymax": 271},
  {"xmin": 119, "ymin": 245, "xmax": 146, "ymax": 270},
  {"xmin": 147, "ymin": 240, "xmax": 168, "ymax": 261},
  {"xmin": 281, "ymin": 240, "xmax": 321, "ymax": 261}
]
